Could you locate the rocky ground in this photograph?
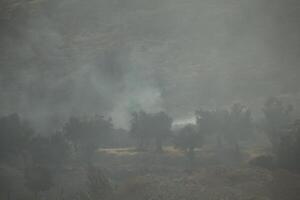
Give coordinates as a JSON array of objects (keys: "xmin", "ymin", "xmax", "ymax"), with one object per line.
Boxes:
[{"xmin": 94, "ymin": 146, "xmax": 300, "ymax": 200}]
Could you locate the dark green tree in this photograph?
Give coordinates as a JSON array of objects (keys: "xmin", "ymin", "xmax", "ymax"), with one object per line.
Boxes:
[
  {"xmin": 262, "ymin": 97, "xmax": 293, "ymax": 149},
  {"xmin": 28, "ymin": 133, "xmax": 70, "ymax": 168},
  {"xmin": 129, "ymin": 111, "xmax": 173, "ymax": 151},
  {"xmin": 196, "ymin": 109, "xmax": 218, "ymax": 136},
  {"xmin": 276, "ymin": 120, "xmax": 300, "ymax": 171},
  {"xmin": 174, "ymin": 124, "xmax": 202, "ymax": 164},
  {"xmin": 196, "ymin": 109, "xmax": 221, "ymax": 146},
  {"xmin": 262, "ymin": 98, "xmax": 300, "ymax": 170},
  {"xmin": 196, "ymin": 104, "xmax": 254, "ymax": 158},
  {"xmin": 129, "ymin": 111, "xmax": 152, "ymax": 150},
  {"xmin": 225, "ymin": 103, "xmax": 254, "ymax": 156},
  {"xmin": 76, "ymin": 166, "xmax": 113, "ymax": 200},
  {"xmin": 63, "ymin": 115, "xmax": 113, "ymax": 163},
  {"xmin": 24, "ymin": 166, "xmax": 54, "ymax": 200},
  {"xmin": 0, "ymin": 113, "xmax": 33, "ymax": 163},
  {"xmin": 151, "ymin": 112, "xmax": 173, "ymax": 152}
]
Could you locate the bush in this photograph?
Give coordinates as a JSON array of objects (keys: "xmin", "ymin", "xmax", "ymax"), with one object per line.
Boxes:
[
  {"xmin": 76, "ymin": 166, "xmax": 113, "ymax": 200},
  {"xmin": 249, "ymin": 155, "xmax": 275, "ymax": 170},
  {"xmin": 24, "ymin": 166, "xmax": 54, "ymax": 199},
  {"xmin": 276, "ymin": 121, "xmax": 300, "ymax": 171}
]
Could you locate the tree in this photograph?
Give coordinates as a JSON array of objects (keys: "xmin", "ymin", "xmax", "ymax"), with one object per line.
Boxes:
[
  {"xmin": 196, "ymin": 109, "xmax": 221, "ymax": 146},
  {"xmin": 196, "ymin": 109, "xmax": 218, "ymax": 136},
  {"xmin": 151, "ymin": 112, "xmax": 173, "ymax": 152},
  {"xmin": 63, "ymin": 115, "xmax": 113, "ymax": 163},
  {"xmin": 28, "ymin": 136, "xmax": 51, "ymax": 166},
  {"xmin": 76, "ymin": 166, "xmax": 113, "ymax": 200},
  {"xmin": 49, "ymin": 132, "xmax": 70, "ymax": 167},
  {"xmin": 174, "ymin": 124, "xmax": 202, "ymax": 164},
  {"xmin": 225, "ymin": 103, "xmax": 254, "ymax": 156},
  {"xmin": 129, "ymin": 111, "xmax": 152, "ymax": 150},
  {"xmin": 24, "ymin": 166, "xmax": 54, "ymax": 200},
  {"xmin": 262, "ymin": 98, "xmax": 300, "ymax": 170},
  {"xmin": 275, "ymin": 119, "xmax": 300, "ymax": 171},
  {"xmin": 262, "ymin": 97, "xmax": 293, "ymax": 149},
  {"xmin": 129, "ymin": 111, "xmax": 173, "ymax": 151},
  {"xmin": 28, "ymin": 133, "xmax": 70, "ymax": 169},
  {"xmin": 79, "ymin": 166, "xmax": 113, "ymax": 200},
  {"xmin": 0, "ymin": 113, "xmax": 33, "ymax": 163},
  {"xmin": 196, "ymin": 104, "xmax": 254, "ymax": 159}
]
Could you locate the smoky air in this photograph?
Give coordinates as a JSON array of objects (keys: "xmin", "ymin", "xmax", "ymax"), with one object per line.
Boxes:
[{"xmin": 0, "ymin": 0, "xmax": 300, "ymax": 200}]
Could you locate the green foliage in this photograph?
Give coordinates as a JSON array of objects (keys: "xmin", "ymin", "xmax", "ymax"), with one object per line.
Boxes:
[
  {"xmin": 76, "ymin": 167, "xmax": 113, "ymax": 200},
  {"xmin": 63, "ymin": 115, "xmax": 113, "ymax": 162},
  {"xmin": 262, "ymin": 97, "xmax": 300, "ymax": 171},
  {"xmin": 49, "ymin": 132, "xmax": 71, "ymax": 166},
  {"xmin": 196, "ymin": 109, "xmax": 219, "ymax": 136},
  {"xmin": 276, "ymin": 120, "xmax": 300, "ymax": 171},
  {"xmin": 196, "ymin": 104, "xmax": 254, "ymax": 150},
  {"xmin": 174, "ymin": 124, "xmax": 202, "ymax": 165},
  {"xmin": 129, "ymin": 111, "xmax": 173, "ymax": 151},
  {"xmin": 130, "ymin": 111, "xmax": 152, "ymax": 150},
  {"xmin": 0, "ymin": 113, "xmax": 34, "ymax": 162},
  {"xmin": 174, "ymin": 124, "xmax": 202, "ymax": 152},
  {"xmin": 24, "ymin": 166, "xmax": 54, "ymax": 198},
  {"xmin": 262, "ymin": 97, "xmax": 293, "ymax": 148},
  {"xmin": 86, "ymin": 166, "xmax": 113, "ymax": 200},
  {"xmin": 249, "ymin": 155, "xmax": 274, "ymax": 169},
  {"xmin": 151, "ymin": 112, "xmax": 173, "ymax": 152},
  {"xmin": 227, "ymin": 103, "xmax": 254, "ymax": 142},
  {"xmin": 28, "ymin": 132, "xmax": 70, "ymax": 167}
]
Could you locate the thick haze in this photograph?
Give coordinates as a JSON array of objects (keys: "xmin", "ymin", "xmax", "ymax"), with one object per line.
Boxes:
[{"xmin": 0, "ymin": 0, "xmax": 299, "ymax": 130}]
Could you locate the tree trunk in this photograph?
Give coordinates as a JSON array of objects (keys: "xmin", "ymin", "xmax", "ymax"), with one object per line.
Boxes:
[
  {"xmin": 187, "ymin": 147, "xmax": 195, "ymax": 168},
  {"xmin": 217, "ymin": 134, "xmax": 223, "ymax": 148},
  {"xmin": 137, "ymin": 138, "xmax": 146, "ymax": 151},
  {"xmin": 35, "ymin": 192, "xmax": 38, "ymax": 200},
  {"xmin": 233, "ymin": 140, "xmax": 241, "ymax": 161},
  {"xmin": 7, "ymin": 190, "xmax": 10, "ymax": 200},
  {"xmin": 155, "ymin": 138, "xmax": 163, "ymax": 153}
]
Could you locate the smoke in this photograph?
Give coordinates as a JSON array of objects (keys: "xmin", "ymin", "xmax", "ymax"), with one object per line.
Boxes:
[{"xmin": 0, "ymin": 0, "xmax": 300, "ymax": 131}]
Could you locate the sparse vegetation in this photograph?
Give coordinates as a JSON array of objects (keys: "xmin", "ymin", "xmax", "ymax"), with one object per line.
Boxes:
[
  {"xmin": 0, "ymin": 0, "xmax": 300, "ymax": 199},
  {"xmin": 129, "ymin": 111, "xmax": 172, "ymax": 152},
  {"xmin": 24, "ymin": 166, "xmax": 54, "ymax": 200},
  {"xmin": 1, "ymin": 98, "xmax": 300, "ymax": 199},
  {"xmin": 174, "ymin": 124, "xmax": 202, "ymax": 165},
  {"xmin": 63, "ymin": 115, "xmax": 113, "ymax": 163}
]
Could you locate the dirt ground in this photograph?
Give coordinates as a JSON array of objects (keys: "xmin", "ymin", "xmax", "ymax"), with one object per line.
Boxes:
[
  {"xmin": 91, "ymin": 146, "xmax": 300, "ymax": 200},
  {"xmin": 6, "ymin": 145, "xmax": 297, "ymax": 200}
]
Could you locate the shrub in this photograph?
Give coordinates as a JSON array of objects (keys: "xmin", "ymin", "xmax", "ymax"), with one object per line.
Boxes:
[
  {"xmin": 249, "ymin": 155, "xmax": 274, "ymax": 169},
  {"xmin": 76, "ymin": 166, "xmax": 113, "ymax": 200}
]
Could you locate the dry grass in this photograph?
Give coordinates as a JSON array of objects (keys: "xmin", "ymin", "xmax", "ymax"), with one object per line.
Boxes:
[
  {"xmin": 97, "ymin": 146, "xmax": 186, "ymax": 157},
  {"xmin": 114, "ymin": 166, "xmax": 274, "ymax": 200},
  {"xmin": 97, "ymin": 147, "xmax": 138, "ymax": 156},
  {"xmin": 93, "ymin": 146, "xmax": 300, "ymax": 200},
  {"xmin": 97, "ymin": 145, "xmax": 214, "ymax": 157}
]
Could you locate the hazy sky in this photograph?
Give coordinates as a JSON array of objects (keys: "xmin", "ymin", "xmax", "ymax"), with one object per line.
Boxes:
[{"xmin": 0, "ymin": 0, "xmax": 299, "ymax": 130}]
